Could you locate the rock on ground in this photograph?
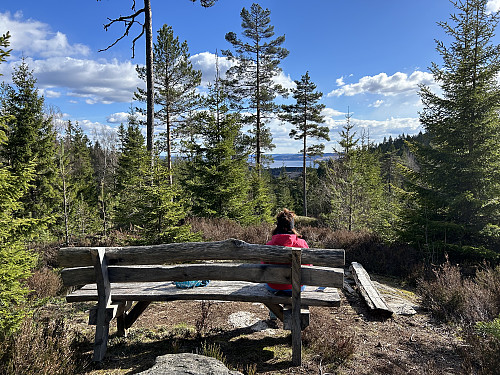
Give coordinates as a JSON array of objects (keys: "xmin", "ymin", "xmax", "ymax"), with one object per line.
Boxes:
[{"xmin": 137, "ymin": 353, "xmax": 243, "ymax": 375}]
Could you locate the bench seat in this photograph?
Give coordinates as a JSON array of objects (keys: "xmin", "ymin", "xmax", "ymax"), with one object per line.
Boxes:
[{"xmin": 67, "ymin": 280, "xmax": 341, "ymax": 307}]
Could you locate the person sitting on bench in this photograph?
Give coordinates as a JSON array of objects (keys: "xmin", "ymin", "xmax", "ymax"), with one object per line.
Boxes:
[{"xmin": 265, "ymin": 208, "xmax": 311, "ymax": 296}]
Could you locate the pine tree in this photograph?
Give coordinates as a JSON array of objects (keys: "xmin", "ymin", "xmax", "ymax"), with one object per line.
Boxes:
[
  {"xmin": 404, "ymin": 0, "xmax": 500, "ymax": 262},
  {"xmin": 223, "ymin": 3, "xmax": 289, "ymax": 172},
  {"xmin": 279, "ymin": 72, "xmax": 329, "ymax": 216},
  {"xmin": 135, "ymin": 24, "xmax": 201, "ymax": 185},
  {"xmin": 0, "ymin": 60, "xmax": 59, "ymax": 225}
]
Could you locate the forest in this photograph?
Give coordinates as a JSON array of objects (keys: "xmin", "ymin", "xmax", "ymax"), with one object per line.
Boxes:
[{"xmin": 1, "ymin": 0, "xmax": 500, "ymax": 374}]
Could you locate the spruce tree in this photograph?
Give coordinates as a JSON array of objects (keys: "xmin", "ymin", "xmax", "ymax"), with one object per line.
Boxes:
[
  {"xmin": 135, "ymin": 24, "xmax": 202, "ymax": 185},
  {"xmin": 57, "ymin": 121, "xmax": 99, "ymax": 243},
  {"xmin": 114, "ymin": 118, "xmax": 149, "ymax": 229},
  {"xmin": 223, "ymin": 3, "xmax": 289, "ymax": 172},
  {"xmin": 0, "ymin": 60, "xmax": 59, "ymax": 224},
  {"xmin": 181, "ymin": 57, "xmax": 250, "ymax": 221},
  {"xmin": 0, "ymin": 32, "xmax": 38, "ymax": 338},
  {"xmin": 405, "ymin": 0, "xmax": 500, "ymax": 262},
  {"xmin": 279, "ymin": 72, "xmax": 329, "ymax": 216}
]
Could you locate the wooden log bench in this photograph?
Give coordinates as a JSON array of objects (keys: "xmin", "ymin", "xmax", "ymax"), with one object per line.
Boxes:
[{"xmin": 58, "ymin": 239, "xmax": 345, "ymax": 366}]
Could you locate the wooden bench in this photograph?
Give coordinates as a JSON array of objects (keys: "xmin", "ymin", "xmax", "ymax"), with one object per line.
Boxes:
[{"xmin": 58, "ymin": 239, "xmax": 345, "ymax": 366}]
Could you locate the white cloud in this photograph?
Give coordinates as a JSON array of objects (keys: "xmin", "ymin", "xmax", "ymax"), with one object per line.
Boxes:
[
  {"xmin": 3, "ymin": 57, "xmax": 143, "ymax": 104},
  {"xmin": 0, "ymin": 11, "xmax": 90, "ymax": 58},
  {"xmin": 336, "ymin": 76, "xmax": 345, "ymax": 86},
  {"xmin": 487, "ymin": 0, "xmax": 500, "ymax": 13},
  {"xmin": 190, "ymin": 52, "xmax": 233, "ymax": 87},
  {"xmin": 369, "ymin": 99, "xmax": 384, "ymax": 108},
  {"xmin": 40, "ymin": 89, "xmax": 61, "ymax": 98},
  {"xmin": 107, "ymin": 111, "xmax": 146, "ymax": 124},
  {"xmin": 190, "ymin": 51, "xmax": 295, "ymax": 91},
  {"xmin": 322, "ymin": 107, "xmax": 345, "ymax": 118},
  {"xmin": 325, "ymin": 116, "xmax": 422, "ymax": 143},
  {"xmin": 328, "ymin": 71, "xmax": 434, "ymax": 97},
  {"xmin": 274, "ymin": 71, "xmax": 296, "ymax": 91}
]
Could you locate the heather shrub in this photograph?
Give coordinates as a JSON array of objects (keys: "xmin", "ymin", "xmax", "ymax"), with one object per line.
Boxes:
[
  {"xmin": 187, "ymin": 217, "xmax": 273, "ymax": 244},
  {"xmin": 461, "ymin": 322, "xmax": 500, "ymax": 375},
  {"xmin": 0, "ymin": 315, "xmax": 80, "ymax": 375},
  {"xmin": 26, "ymin": 267, "xmax": 62, "ymax": 301},
  {"xmin": 302, "ymin": 317, "xmax": 355, "ymax": 370},
  {"xmin": 418, "ymin": 262, "xmax": 500, "ymax": 324}
]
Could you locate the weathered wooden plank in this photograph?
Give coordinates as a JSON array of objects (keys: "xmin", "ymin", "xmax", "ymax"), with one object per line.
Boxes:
[
  {"xmin": 61, "ymin": 263, "xmax": 344, "ymax": 288},
  {"xmin": 350, "ymin": 262, "xmax": 393, "ymax": 317},
  {"xmin": 66, "ymin": 281, "xmax": 341, "ymax": 307},
  {"xmin": 291, "ymin": 249, "xmax": 302, "ymax": 366},
  {"xmin": 58, "ymin": 239, "xmax": 345, "ymax": 268}
]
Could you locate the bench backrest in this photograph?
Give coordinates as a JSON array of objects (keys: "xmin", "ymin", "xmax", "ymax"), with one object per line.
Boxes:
[{"xmin": 59, "ymin": 238, "xmax": 345, "ymax": 288}]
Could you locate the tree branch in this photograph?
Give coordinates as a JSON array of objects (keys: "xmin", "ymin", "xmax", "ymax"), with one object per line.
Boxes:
[{"xmin": 98, "ymin": 8, "xmax": 146, "ymax": 58}]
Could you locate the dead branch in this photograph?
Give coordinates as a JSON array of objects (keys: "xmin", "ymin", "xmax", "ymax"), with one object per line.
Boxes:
[{"xmin": 98, "ymin": 7, "xmax": 145, "ymax": 58}]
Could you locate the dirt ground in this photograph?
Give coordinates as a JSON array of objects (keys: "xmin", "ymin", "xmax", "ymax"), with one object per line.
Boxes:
[{"xmin": 65, "ymin": 275, "xmax": 466, "ymax": 375}]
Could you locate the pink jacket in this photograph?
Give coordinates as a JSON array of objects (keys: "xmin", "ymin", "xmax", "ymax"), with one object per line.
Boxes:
[{"xmin": 265, "ymin": 234, "xmax": 309, "ymax": 291}]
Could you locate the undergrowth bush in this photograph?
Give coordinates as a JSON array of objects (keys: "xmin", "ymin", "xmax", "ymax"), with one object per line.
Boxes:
[
  {"xmin": 418, "ymin": 263, "xmax": 500, "ymax": 375},
  {"xmin": 302, "ymin": 317, "xmax": 355, "ymax": 370},
  {"xmin": 26, "ymin": 267, "xmax": 62, "ymax": 301},
  {"xmin": 0, "ymin": 315, "xmax": 81, "ymax": 375},
  {"xmin": 418, "ymin": 262, "xmax": 500, "ymax": 324}
]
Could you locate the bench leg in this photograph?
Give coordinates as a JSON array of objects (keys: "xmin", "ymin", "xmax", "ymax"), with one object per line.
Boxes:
[
  {"xmin": 93, "ymin": 308, "xmax": 110, "ymax": 361},
  {"xmin": 291, "ymin": 249, "xmax": 302, "ymax": 366},
  {"xmin": 116, "ymin": 301, "xmax": 133, "ymax": 337}
]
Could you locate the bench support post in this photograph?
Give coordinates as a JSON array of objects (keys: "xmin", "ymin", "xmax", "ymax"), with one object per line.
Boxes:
[
  {"xmin": 291, "ymin": 248, "xmax": 302, "ymax": 366},
  {"xmin": 124, "ymin": 301, "xmax": 151, "ymax": 330},
  {"xmin": 90, "ymin": 248, "xmax": 111, "ymax": 362}
]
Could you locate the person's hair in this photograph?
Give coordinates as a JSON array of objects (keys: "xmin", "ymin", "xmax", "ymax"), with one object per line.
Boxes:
[{"xmin": 272, "ymin": 208, "xmax": 299, "ymax": 235}]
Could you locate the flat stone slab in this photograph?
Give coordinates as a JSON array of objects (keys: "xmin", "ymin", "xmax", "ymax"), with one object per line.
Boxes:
[{"xmin": 137, "ymin": 353, "xmax": 242, "ymax": 375}]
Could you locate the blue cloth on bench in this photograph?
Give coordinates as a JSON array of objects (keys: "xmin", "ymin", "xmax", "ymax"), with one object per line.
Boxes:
[{"xmin": 174, "ymin": 280, "xmax": 210, "ymax": 289}]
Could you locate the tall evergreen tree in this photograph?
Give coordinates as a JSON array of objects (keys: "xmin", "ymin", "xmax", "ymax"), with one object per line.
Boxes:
[
  {"xmin": 326, "ymin": 112, "xmax": 385, "ymax": 232},
  {"xmin": 57, "ymin": 120, "xmax": 99, "ymax": 243},
  {"xmin": 90, "ymin": 127, "xmax": 118, "ymax": 237},
  {"xmin": 0, "ymin": 31, "xmax": 38, "ymax": 338},
  {"xmin": 181, "ymin": 56, "xmax": 250, "ymax": 221},
  {"xmin": 135, "ymin": 24, "xmax": 202, "ymax": 185},
  {"xmin": 404, "ymin": 0, "xmax": 500, "ymax": 262},
  {"xmin": 114, "ymin": 117, "xmax": 149, "ymax": 229},
  {"xmin": 0, "ymin": 60, "xmax": 59, "ymax": 224},
  {"xmin": 279, "ymin": 72, "xmax": 329, "ymax": 216},
  {"xmin": 222, "ymin": 3, "xmax": 289, "ymax": 172}
]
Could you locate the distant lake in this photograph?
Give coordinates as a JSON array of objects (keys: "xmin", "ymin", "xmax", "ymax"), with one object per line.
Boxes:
[{"xmin": 264, "ymin": 153, "xmax": 338, "ymax": 168}]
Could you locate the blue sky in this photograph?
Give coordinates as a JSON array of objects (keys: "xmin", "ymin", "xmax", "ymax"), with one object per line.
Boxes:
[{"xmin": 1, "ymin": 0, "xmax": 500, "ymax": 153}]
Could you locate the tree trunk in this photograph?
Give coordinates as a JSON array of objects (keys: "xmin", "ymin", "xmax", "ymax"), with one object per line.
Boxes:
[
  {"xmin": 144, "ymin": 0, "xmax": 154, "ymax": 160},
  {"xmin": 303, "ymin": 134, "xmax": 307, "ymax": 217}
]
